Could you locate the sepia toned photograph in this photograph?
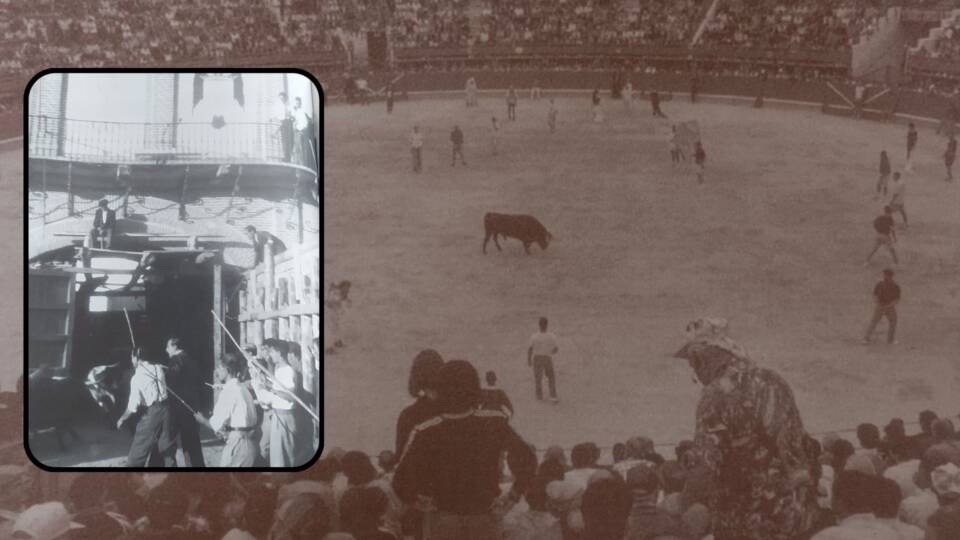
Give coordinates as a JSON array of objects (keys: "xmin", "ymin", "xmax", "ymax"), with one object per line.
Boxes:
[
  {"xmin": 24, "ymin": 71, "xmax": 321, "ymax": 470},
  {"xmin": 0, "ymin": 0, "xmax": 958, "ymax": 539}
]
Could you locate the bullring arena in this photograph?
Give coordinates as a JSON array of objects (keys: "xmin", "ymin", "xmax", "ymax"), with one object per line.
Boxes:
[{"xmin": 324, "ymin": 86, "xmax": 960, "ymax": 457}]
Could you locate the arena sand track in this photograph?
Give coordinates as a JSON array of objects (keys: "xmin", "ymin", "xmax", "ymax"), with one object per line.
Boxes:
[{"xmin": 325, "ymin": 97, "xmax": 960, "ymax": 456}]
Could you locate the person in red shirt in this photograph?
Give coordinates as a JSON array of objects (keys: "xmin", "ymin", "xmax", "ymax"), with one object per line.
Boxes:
[
  {"xmin": 866, "ymin": 206, "xmax": 899, "ymax": 265},
  {"xmin": 863, "ymin": 268, "xmax": 901, "ymax": 345}
]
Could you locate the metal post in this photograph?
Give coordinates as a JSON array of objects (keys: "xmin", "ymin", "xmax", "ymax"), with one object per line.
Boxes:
[
  {"xmin": 57, "ymin": 73, "xmax": 68, "ymax": 157},
  {"xmin": 172, "ymin": 73, "xmax": 179, "ymax": 149},
  {"xmin": 213, "ymin": 261, "xmax": 223, "ymax": 368},
  {"xmin": 66, "ymin": 162, "xmax": 74, "ymax": 216}
]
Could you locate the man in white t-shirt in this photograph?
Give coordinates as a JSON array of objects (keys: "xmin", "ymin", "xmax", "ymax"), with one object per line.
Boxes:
[{"xmin": 527, "ymin": 317, "xmax": 559, "ymax": 402}]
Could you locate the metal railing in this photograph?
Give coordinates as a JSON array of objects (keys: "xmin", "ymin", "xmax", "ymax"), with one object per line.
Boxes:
[{"xmin": 27, "ymin": 115, "xmax": 317, "ymax": 172}]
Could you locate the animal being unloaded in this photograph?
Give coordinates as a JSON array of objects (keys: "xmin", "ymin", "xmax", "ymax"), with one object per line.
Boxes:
[
  {"xmin": 483, "ymin": 212, "xmax": 553, "ymax": 255},
  {"xmin": 27, "ymin": 367, "xmax": 86, "ymax": 451}
]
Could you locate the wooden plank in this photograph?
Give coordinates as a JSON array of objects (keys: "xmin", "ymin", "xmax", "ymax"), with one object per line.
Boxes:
[{"xmin": 56, "ymin": 267, "xmax": 138, "ymax": 275}]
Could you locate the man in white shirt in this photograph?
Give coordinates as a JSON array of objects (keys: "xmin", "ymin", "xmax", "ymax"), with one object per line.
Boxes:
[
  {"xmin": 274, "ymin": 92, "xmax": 293, "ymax": 162},
  {"xmin": 117, "ymin": 349, "xmax": 177, "ymax": 468},
  {"xmin": 291, "ymin": 97, "xmax": 311, "ymax": 166},
  {"xmin": 252, "ymin": 339, "xmax": 303, "ymax": 467},
  {"xmin": 888, "ymin": 172, "xmax": 907, "ymax": 228},
  {"xmin": 527, "ymin": 317, "xmax": 559, "ymax": 402},
  {"xmin": 194, "ymin": 352, "xmax": 260, "ymax": 467}
]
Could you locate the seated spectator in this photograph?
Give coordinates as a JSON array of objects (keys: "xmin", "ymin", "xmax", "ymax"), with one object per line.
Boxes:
[
  {"xmin": 339, "ymin": 451, "xmax": 402, "ymax": 538},
  {"xmin": 811, "ymin": 470, "xmax": 899, "ymax": 540},
  {"xmin": 581, "ymin": 476, "xmax": 632, "ymax": 540},
  {"xmin": 873, "ymin": 477, "xmax": 924, "ymax": 540},
  {"xmin": 624, "ymin": 464, "xmax": 685, "ymax": 539},
  {"xmin": 340, "ymin": 485, "xmax": 397, "ymax": 540},
  {"xmin": 566, "ymin": 442, "xmax": 602, "ymax": 489},
  {"xmin": 926, "ymin": 462, "xmax": 960, "ymax": 540},
  {"xmin": 277, "ymin": 457, "xmax": 339, "ymax": 530},
  {"xmin": 656, "ymin": 460, "xmax": 687, "ymax": 516},
  {"xmin": 269, "ymin": 492, "xmax": 332, "ymax": 540},
  {"xmin": 908, "ymin": 410, "xmax": 939, "ymax": 459},
  {"xmin": 612, "ymin": 436, "xmax": 660, "ymax": 479},
  {"xmin": 883, "ymin": 458, "xmax": 921, "ymax": 500},
  {"xmin": 546, "ymin": 479, "xmax": 585, "ymax": 537},
  {"xmin": 480, "ymin": 370, "xmax": 514, "ymax": 418},
  {"xmin": 391, "ymin": 359, "xmax": 537, "ymax": 539},
  {"xmin": 881, "ymin": 418, "xmax": 911, "ymax": 466},
  {"xmin": 612, "ymin": 442, "xmax": 627, "ymax": 465},
  {"xmin": 855, "ymin": 423, "xmax": 886, "ymax": 475},
  {"xmin": 502, "ymin": 473, "xmax": 562, "ymax": 540},
  {"xmin": 543, "ymin": 445, "xmax": 570, "ymax": 471}
]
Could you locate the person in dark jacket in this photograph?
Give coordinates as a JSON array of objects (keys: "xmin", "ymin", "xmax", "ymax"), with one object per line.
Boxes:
[
  {"xmin": 451, "ymin": 125, "xmax": 466, "ymax": 166},
  {"xmin": 392, "ymin": 360, "xmax": 537, "ymax": 540},
  {"xmin": 395, "ymin": 349, "xmax": 445, "ymax": 456},
  {"xmin": 946, "ymin": 133, "xmax": 957, "ymax": 182},
  {"xmin": 877, "ymin": 150, "xmax": 892, "ymax": 197},
  {"xmin": 164, "ymin": 337, "xmax": 205, "ymax": 467},
  {"xmin": 694, "ymin": 140, "xmax": 706, "ymax": 184},
  {"xmin": 91, "ymin": 199, "xmax": 116, "ymax": 249},
  {"xmin": 650, "ymin": 90, "xmax": 667, "ymax": 118},
  {"xmin": 863, "ymin": 268, "xmax": 901, "ymax": 345}
]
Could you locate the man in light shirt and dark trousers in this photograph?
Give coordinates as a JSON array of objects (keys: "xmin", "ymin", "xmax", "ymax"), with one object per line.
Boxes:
[
  {"xmin": 527, "ymin": 317, "xmax": 559, "ymax": 403},
  {"xmin": 117, "ymin": 348, "xmax": 177, "ymax": 467},
  {"xmin": 194, "ymin": 352, "xmax": 260, "ymax": 467}
]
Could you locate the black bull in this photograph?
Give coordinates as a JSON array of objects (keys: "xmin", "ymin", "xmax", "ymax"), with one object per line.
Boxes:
[
  {"xmin": 27, "ymin": 364, "xmax": 131, "ymax": 450},
  {"xmin": 483, "ymin": 212, "xmax": 554, "ymax": 255}
]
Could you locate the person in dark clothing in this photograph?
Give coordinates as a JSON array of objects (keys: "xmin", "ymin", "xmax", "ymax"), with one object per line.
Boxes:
[
  {"xmin": 650, "ymin": 90, "xmax": 667, "ymax": 118},
  {"xmin": 581, "ymin": 476, "xmax": 632, "ymax": 540},
  {"xmin": 386, "ymin": 85, "xmax": 394, "ymax": 115},
  {"xmin": 909, "ymin": 410, "xmax": 940, "ymax": 459},
  {"xmin": 164, "ymin": 337, "xmax": 206, "ymax": 467},
  {"xmin": 91, "ymin": 199, "xmax": 116, "ymax": 249},
  {"xmin": 395, "ymin": 349, "xmax": 444, "ymax": 540},
  {"xmin": 866, "ymin": 206, "xmax": 898, "ymax": 265},
  {"xmin": 694, "ymin": 140, "xmax": 706, "ymax": 184},
  {"xmin": 392, "ymin": 360, "xmax": 537, "ymax": 540},
  {"xmin": 690, "ymin": 74, "xmax": 700, "ymax": 103},
  {"xmin": 450, "ymin": 125, "xmax": 466, "ymax": 166},
  {"xmin": 244, "ymin": 225, "xmax": 287, "ymax": 268},
  {"xmin": 506, "ymin": 87, "xmax": 518, "ymax": 121},
  {"xmin": 480, "ymin": 370, "xmax": 513, "ymax": 418},
  {"xmin": 863, "ymin": 268, "xmax": 901, "ymax": 345},
  {"xmin": 946, "ymin": 134, "xmax": 957, "ymax": 181},
  {"xmin": 877, "ymin": 150, "xmax": 892, "ymax": 197},
  {"xmin": 906, "ymin": 122, "xmax": 918, "ymax": 161},
  {"xmin": 395, "ymin": 349, "xmax": 445, "ymax": 456}
]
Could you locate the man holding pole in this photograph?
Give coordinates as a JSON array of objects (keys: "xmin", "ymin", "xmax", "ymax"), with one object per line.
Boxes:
[
  {"xmin": 117, "ymin": 348, "xmax": 177, "ymax": 467},
  {"xmin": 165, "ymin": 337, "xmax": 206, "ymax": 467}
]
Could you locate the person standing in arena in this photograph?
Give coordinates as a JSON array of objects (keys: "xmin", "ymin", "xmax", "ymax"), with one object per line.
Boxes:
[
  {"xmin": 164, "ymin": 337, "xmax": 205, "ymax": 467},
  {"xmin": 877, "ymin": 150, "xmax": 891, "ymax": 198},
  {"xmin": 193, "ymin": 352, "xmax": 259, "ymax": 467},
  {"xmin": 410, "ymin": 125, "xmax": 423, "ymax": 173},
  {"xmin": 946, "ymin": 133, "xmax": 957, "ymax": 181},
  {"xmin": 674, "ymin": 318, "xmax": 821, "ymax": 540},
  {"xmin": 548, "ymin": 99, "xmax": 558, "ymax": 133},
  {"xmin": 888, "ymin": 172, "xmax": 907, "ymax": 228},
  {"xmin": 694, "ymin": 140, "xmax": 706, "ymax": 184},
  {"xmin": 670, "ymin": 125, "xmax": 685, "ymax": 166},
  {"xmin": 905, "ymin": 122, "xmax": 918, "ymax": 172},
  {"xmin": 650, "ymin": 90, "xmax": 667, "ymax": 118},
  {"xmin": 591, "ymin": 88, "xmax": 602, "ymax": 123},
  {"xmin": 465, "ymin": 77, "xmax": 478, "ymax": 107},
  {"xmin": 866, "ymin": 206, "xmax": 899, "ymax": 265},
  {"xmin": 506, "ymin": 86, "xmax": 518, "ymax": 121},
  {"xmin": 117, "ymin": 348, "xmax": 177, "ymax": 467},
  {"xmin": 530, "ymin": 79, "xmax": 542, "ymax": 100},
  {"xmin": 863, "ymin": 268, "xmax": 900, "ymax": 345},
  {"xmin": 451, "ymin": 125, "xmax": 466, "ymax": 166},
  {"xmin": 386, "ymin": 84, "xmax": 394, "ymax": 115},
  {"xmin": 490, "ymin": 116, "xmax": 500, "ymax": 156},
  {"xmin": 623, "ymin": 80, "xmax": 633, "ymax": 110},
  {"xmin": 527, "ymin": 317, "xmax": 559, "ymax": 403},
  {"xmin": 392, "ymin": 360, "xmax": 537, "ymax": 540}
]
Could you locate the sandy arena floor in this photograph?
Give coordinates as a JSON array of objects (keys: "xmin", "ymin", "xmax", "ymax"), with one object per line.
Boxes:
[{"xmin": 323, "ymin": 95, "xmax": 960, "ymax": 457}]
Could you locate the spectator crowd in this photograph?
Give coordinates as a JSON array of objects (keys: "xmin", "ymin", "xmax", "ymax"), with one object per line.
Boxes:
[{"xmin": 2, "ymin": 320, "xmax": 958, "ymax": 539}]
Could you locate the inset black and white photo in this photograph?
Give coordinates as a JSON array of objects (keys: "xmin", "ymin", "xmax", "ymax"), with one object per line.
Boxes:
[{"xmin": 25, "ymin": 71, "xmax": 321, "ymax": 469}]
